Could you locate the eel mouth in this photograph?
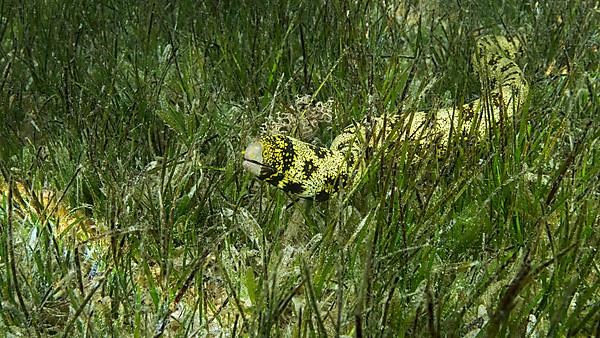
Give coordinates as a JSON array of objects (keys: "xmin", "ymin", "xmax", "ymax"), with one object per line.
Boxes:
[
  {"xmin": 242, "ymin": 141, "xmax": 274, "ymax": 178},
  {"xmin": 242, "ymin": 158, "xmax": 265, "ymax": 175}
]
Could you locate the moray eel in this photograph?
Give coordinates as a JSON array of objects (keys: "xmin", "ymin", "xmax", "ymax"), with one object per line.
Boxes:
[{"xmin": 243, "ymin": 35, "xmax": 528, "ymax": 201}]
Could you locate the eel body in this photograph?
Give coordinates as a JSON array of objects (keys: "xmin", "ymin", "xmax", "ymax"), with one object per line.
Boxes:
[{"xmin": 243, "ymin": 36, "xmax": 528, "ymax": 200}]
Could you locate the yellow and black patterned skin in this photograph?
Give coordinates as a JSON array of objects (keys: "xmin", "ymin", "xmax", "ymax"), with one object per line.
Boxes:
[
  {"xmin": 243, "ymin": 135, "xmax": 349, "ymax": 200},
  {"xmin": 243, "ymin": 36, "xmax": 528, "ymax": 200}
]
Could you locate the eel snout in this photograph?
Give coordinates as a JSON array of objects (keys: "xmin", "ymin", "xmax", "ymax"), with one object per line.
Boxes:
[{"xmin": 242, "ymin": 141, "xmax": 264, "ymax": 177}]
